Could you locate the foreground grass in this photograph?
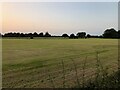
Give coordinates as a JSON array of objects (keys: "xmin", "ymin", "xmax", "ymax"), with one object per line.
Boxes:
[{"xmin": 2, "ymin": 38, "xmax": 118, "ymax": 88}]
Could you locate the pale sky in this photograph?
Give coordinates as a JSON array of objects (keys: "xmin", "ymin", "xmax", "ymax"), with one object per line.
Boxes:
[{"xmin": 1, "ymin": 2, "xmax": 118, "ymax": 35}]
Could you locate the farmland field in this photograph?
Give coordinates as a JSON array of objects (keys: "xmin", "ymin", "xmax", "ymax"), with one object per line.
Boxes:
[{"xmin": 2, "ymin": 38, "xmax": 118, "ymax": 88}]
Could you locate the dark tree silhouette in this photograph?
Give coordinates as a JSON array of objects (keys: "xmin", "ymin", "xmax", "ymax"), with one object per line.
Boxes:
[
  {"xmin": 118, "ymin": 30, "xmax": 120, "ymax": 38},
  {"xmin": 4, "ymin": 32, "xmax": 18, "ymax": 37},
  {"xmin": 0, "ymin": 33, "xmax": 2, "ymax": 37},
  {"xmin": 30, "ymin": 36, "xmax": 33, "ymax": 39},
  {"xmin": 39, "ymin": 32, "xmax": 44, "ymax": 37},
  {"xmin": 62, "ymin": 33, "xmax": 69, "ymax": 37},
  {"xmin": 44, "ymin": 32, "xmax": 51, "ymax": 37},
  {"xmin": 87, "ymin": 34, "xmax": 91, "ymax": 38},
  {"xmin": 99, "ymin": 35, "xmax": 103, "ymax": 38},
  {"xmin": 20, "ymin": 33, "xmax": 25, "ymax": 37},
  {"xmin": 103, "ymin": 28, "xmax": 118, "ymax": 38},
  {"xmin": 86, "ymin": 34, "xmax": 101, "ymax": 38},
  {"xmin": 33, "ymin": 32, "xmax": 38, "ymax": 37},
  {"xmin": 2, "ymin": 28, "xmax": 119, "ymax": 39},
  {"xmin": 69, "ymin": 33, "xmax": 78, "ymax": 39},
  {"xmin": 76, "ymin": 32, "xmax": 86, "ymax": 38},
  {"xmin": 69, "ymin": 34, "xmax": 75, "ymax": 39},
  {"xmin": 28, "ymin": 33, "xmax": 33, "ymax": 37}
]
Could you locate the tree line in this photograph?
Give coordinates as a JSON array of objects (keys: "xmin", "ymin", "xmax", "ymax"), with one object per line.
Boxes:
[{"xmin": 1, "ymin": 28, "xmax": 120, "ymax": 39}]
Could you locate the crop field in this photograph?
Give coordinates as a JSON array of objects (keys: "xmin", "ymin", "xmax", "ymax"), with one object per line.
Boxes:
[{"xmin": 2, "ymin": 38, "xmax": 118, "ymax": 88}]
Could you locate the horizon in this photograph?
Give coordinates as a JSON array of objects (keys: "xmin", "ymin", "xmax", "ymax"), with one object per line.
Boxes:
[
  {"xmin": 1, "ymin": 27, "xmax": 118, "ymax": 36},
  {"xmin": 2, "ymin": 2, "xmax": 118, "ymax": 36}
]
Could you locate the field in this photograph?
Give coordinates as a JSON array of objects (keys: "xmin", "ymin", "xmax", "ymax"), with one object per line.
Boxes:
[{"xmin": 2, "ymin": 38, "xmax": 118, "ymax": 88}]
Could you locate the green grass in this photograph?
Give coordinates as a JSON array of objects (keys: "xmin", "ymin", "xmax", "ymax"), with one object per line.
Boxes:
[{"xmin": 2, "ymin": 38, "xmax": 118, "ymax": 88}]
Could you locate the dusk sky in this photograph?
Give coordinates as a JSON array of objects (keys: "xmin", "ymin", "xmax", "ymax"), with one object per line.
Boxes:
[{"xmin": 2, "ymin": 2, "xmax": 118, "ymax": 35}]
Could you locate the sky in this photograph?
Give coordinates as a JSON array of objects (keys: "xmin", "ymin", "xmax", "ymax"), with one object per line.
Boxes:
[{"xmin": 1, "ymin": 2, "xmax": 118, "ymax": 35}]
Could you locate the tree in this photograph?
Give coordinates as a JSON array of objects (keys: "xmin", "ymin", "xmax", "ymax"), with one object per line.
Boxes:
[
  {"xmin": 20, "ymin": 33, "xmax": 25, "ymax": 37},
  {"xmin": 0, "ymin": 33, "xmax": 2, "ymax": 37},
  {"xmin": 76, "ymin": 32, "xmax": 86, "ymax": 38},
  {"xmin": 62, "ymin": 33, "xmax": 69, "ymax": 37},
  {"xmin": 103, "ymin": 28, "xmax": 118, "ymax": 38},
  {"xmin": 39, "ymin": 32, "xmax": 44, "ymax": 37},
  {"xmin": 33, "ymin": 32, "xmax": 38, "ymax": 37},
  {"xmin": 4, "ymin": 32, "xmax": 13, "ymax": 37},
  {"xmin": 28, "ymin": 33, "xmax": 33, "ymax": 37},
  {"xmin": 16, "ymin": 33, "xmax": 20, "ymax": 37},
  {"xmin": 44, "ymin": 32, "xmax": 51, "ymax": 37},
  {"xmin": 87, "ymin": 34, "xmax": 91, "ymax": 38},
  {"xmin": 30, "ymin": 36, "xmax": 33, "ymax": 39},
  {"xmin": 118, "ymin": 30, "xmax": 120, "ymax": 38},
  {"xmin": 69, "ymin": 33, "xmax": 78, "ymax": 39}
]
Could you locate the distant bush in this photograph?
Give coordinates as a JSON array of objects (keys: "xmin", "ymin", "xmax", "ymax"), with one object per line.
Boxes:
[
  {"xmin": 62, "ymin": 33, "xmax": 69, "ymax": 37},
  {"xmin": 76, "ymin": 32, "xmax": 86, "ymax": 38},
  {"xmin": 30, "ymin": 36, "xmax": 33, "ymax": 39},
  {"xmin": 44, "ymin": 32, "xmax": 51, "ymax": 37},
  {"xmin": 103, "ymin": 28, "xmax": 118, "ymax": 38},
  {"xmin": 69, "ymin": 34, "xmax": 78, "ymax": 39}
]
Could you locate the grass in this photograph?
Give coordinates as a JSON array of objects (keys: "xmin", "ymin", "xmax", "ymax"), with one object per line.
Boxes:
[{"xmin": 2, "ymin": 38, "xmax": 118, "ymax": 88}]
